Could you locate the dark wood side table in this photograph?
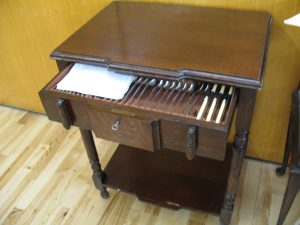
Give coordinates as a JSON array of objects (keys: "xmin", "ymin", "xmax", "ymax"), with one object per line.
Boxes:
[
  {"xmin": 276, "ymin": 84, "xmax": 300, "ymax": 225},
  {"xmin": 39, "ymin": 2, "xmax": 272, "ymax": 225}
]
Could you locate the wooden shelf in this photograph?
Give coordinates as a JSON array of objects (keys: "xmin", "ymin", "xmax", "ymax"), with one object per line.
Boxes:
[{"xmin": 103, "ymin": 144, "xmax": 232, "ymax": 214}]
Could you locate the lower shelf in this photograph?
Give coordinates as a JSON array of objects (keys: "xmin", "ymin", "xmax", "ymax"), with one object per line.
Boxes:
[{"xmin": 103, "ymin": 144, "xmax": 232, "ymax": 214}]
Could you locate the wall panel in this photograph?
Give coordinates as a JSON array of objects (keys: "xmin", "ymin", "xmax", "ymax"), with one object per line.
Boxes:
[{"xmin": 0, "ymin": 0, "xmax": 112, "ymax": 111}]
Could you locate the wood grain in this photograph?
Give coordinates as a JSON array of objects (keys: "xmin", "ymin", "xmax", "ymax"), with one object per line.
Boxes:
[
  {"xmin": 1, "ymin": 105, "xmax": 300, "ymax": 225},
  {"xmin": 53, "ymin": 2, "xmax": 270, "ymax": 88},
  {"xmin": 0, "ymin": 0, "xmax": 299, "ymax": 162},
  {"xmin": 103, "ymin": 144, "xmax": 232, "ymax": 213}
]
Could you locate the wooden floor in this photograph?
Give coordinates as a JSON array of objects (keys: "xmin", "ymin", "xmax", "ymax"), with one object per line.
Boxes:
[{"xmin": 0, "ymin": 105, "xmax": 299, "ymax": 225}]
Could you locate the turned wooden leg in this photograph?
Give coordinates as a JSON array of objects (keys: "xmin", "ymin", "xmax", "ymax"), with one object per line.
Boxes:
[
  {"xmin": 220, "ymin": 89, "xmax": 257, "ymax": 225},
  {"xmin": 220, "ymin": 131, "xmax": 248, "ymax": 225},
  {"xmin": 276, "ymin": 116, "xmax": 292, "ymax": 176},
  {"xmin": 276, "ymin": 173, "xmax": 300, "ymax": 225},
  {"xmin": 80, "ymin": 128, "xmax": 109, "ymax": 199}
]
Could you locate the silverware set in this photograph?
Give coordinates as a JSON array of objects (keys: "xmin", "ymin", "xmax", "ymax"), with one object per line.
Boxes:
[
  {"xmin": 195, "ymin": 84, "xmax": 234, "ymax": 123},
  {"xmin": 57, "ymin": 76, "xmax": 235, "ymax": 124},
  {"xmin": 119, "ymin": 77, "xmax": 235, "ymax": 123}
]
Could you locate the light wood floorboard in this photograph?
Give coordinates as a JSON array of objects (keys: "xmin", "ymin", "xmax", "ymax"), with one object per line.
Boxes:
[{"xmin": 0, "ymin": 105, "xmax": 299, "ymax": 225}]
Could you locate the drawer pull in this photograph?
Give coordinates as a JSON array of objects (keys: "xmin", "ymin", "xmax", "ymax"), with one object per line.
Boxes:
[
  {"xmin": 186, "ymin": 125, "xmax": 197, "ymax": 160},
  {"xmin": 112, "ymin": 120, "xmax": 120, "ymax": 131},
  {"xmin": 56, "ymin": 99, "xmax": 71, "ymax": 129}
]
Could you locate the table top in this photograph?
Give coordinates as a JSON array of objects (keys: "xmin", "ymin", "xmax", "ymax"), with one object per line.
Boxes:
[{"xmin": 52, "ymin": 2, "xmax": 272, "ymax": 89}]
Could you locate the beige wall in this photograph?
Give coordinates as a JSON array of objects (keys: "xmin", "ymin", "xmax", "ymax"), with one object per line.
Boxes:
[
  {"xmin": 0, "ymin": 0, "xmax": 112, "ymax": 111},
  {"xmin": 0, "ymin": 0, "xmax": 299, "ymax": 162}
]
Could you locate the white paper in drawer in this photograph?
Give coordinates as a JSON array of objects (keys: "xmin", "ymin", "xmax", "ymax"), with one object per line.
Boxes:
[
  {"xmin": 284, "ymin": 13, "xmax": 300, "ymax": 27},
  {"xmin": 56, "ymin": 63, "xmax": 136, "ymax": 100}
]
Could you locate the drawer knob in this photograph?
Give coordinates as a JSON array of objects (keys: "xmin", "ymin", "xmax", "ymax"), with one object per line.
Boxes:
[
  {"xmin": 56, "ymin": 99, "xmax": 71, "ymax": 129},
  {"xmin": 186, "ymin": 125, "xmax": 197, "ymax": 160},
  {"xmin": 112, "ymin": 120, "xmax": 120, "ymax": 131}
]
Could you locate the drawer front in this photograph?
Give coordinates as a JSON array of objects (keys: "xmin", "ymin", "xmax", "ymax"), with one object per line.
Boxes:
[
  {"xmin": 87, "ymin": 109, "xmax": 155, "ymax": 151},
  {"xmin": 160, "ymin": 119, "xmax": 227, "ymax": 161}
]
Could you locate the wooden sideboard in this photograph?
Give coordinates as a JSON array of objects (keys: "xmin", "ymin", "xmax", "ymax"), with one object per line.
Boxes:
[{"xmin": 39, "ymin": 2, "xmax": 272, "ymax": 224}]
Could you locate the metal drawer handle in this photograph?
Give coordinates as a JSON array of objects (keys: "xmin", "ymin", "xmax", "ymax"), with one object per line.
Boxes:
[{"xmin": 112, "ymin": 120, "xmax": 120, "ymax": 131}]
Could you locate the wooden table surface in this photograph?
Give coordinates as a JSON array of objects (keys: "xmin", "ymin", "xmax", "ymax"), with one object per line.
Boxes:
[{"xmin": 53, "ymin": 2, "xmax": 271, "ymax": 89}]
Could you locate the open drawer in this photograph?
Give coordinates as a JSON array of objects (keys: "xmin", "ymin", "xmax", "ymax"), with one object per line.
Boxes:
[{"xmin": 40, "ymin": 63, "xmax": 238, "ymax": 161}]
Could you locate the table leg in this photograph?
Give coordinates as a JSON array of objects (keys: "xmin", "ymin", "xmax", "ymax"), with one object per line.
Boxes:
[
  {"xmin": 220, "ymin": 89, "xmax": 256, "ymax": 225},
  {"xmin": 276, "ymin": 115, "xmax": 293, "ymax": 176},
  {"xmin": 276, "ymin": 173, "xmax": 300, "ymax": 225},
  {"xmin": 220, "ymin": 131, "xmax": 248, "ymax": 225},
  {"xmin": 80, "ymin": 128, "xmax": 109, "ymax": 199}
]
